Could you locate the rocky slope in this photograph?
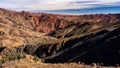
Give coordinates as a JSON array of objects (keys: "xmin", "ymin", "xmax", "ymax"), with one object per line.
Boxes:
[
  {"xmin": 0, "ymin": 8, "xmax": 59, "ymax": 58},
  {"xmin": 0, "ymin": 8, "xmax": 120, "ymax": 67},
  {"xmin": 45, "ymin": 28, "xmax": 120, "ymax": 65}
]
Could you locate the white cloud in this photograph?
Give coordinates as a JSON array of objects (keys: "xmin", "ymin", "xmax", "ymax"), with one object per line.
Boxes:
[
  {"xmin": 0, "ymin": 0, "xmax": 120, "ymax": 11},
  {"xmin": 97, "ymin": 0, "xmax": 120, "ymax": 4}
]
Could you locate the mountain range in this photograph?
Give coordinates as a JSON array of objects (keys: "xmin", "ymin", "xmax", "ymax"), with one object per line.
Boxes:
[{"xmin": 0, "ymin": 8, "xmax": 120, "ymax": 68}]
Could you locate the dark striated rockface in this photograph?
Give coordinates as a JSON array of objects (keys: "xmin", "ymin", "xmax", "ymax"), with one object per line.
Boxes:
[{"xmin": 45, "ymin": 28, "xmax": 120, "ymax": 66}]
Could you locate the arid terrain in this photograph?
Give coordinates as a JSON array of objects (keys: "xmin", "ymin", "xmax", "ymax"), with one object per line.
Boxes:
[{"xmin": 0, "ymin": 8, "xmax": 120, "ymax": 68}]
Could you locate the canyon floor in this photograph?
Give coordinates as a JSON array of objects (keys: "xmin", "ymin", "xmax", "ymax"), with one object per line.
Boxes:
[{"xmin": 0, "ymin": 54, "xmax": 116, "ymax": 68}]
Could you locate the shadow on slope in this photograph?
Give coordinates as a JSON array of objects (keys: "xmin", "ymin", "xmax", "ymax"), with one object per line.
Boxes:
[{"xmin": 45, "ymin": 28, "xmax": 120, "ymax": 66}]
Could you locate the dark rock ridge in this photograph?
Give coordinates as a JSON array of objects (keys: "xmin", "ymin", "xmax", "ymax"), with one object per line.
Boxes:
[{"xmin": 45, "ymin": 28, "xmax": 120, "ymax": 66}]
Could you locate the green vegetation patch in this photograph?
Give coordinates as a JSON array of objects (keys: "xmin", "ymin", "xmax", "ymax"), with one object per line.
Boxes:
[{"xmin": 0, "ymin": 52, "xmax": 26, "ymax": 64}]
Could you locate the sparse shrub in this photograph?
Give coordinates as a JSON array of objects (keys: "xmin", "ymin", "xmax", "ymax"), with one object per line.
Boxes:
[
  {"xmin": 0, "ymin": 57, "xmax": 8, "ymax": 63},
  {"xmin": 33, "ymin": 56, "xmax": 40, "ymax": 62},
  {"xmin": 8, "ymin": 53, "xmax": 26, "ymax": 60},
  {"xmin": 0, "ymin": 52, "xmax": 26, "ymax": 64},
  {"xmin": 33, "ymin": 56, "xmax": 45, "ymax": 63},
  {"xmin": 41, "ymin": 59, "xmax": 45, "ymax": 63}
]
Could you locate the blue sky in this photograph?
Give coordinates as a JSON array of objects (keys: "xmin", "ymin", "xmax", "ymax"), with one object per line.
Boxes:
[{"xmin": 0, "ymin": 0, "xmax": 120, "ymax": 14}]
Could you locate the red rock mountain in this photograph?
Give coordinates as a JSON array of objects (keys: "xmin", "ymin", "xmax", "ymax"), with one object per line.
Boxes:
[{"xmin": 0, "ymin": 8, "xmax": 120, "ymax": 33}]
